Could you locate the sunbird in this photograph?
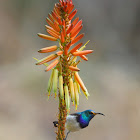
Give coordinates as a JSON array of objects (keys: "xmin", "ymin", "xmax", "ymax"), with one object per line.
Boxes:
[{"xmin": 53, "ymin": 109, "xmax": 105, "ymax": 140}]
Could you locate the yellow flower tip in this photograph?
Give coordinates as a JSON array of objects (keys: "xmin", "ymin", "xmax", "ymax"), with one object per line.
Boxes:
[
  {"xmin": 59, "ymin": 75, "xmax": 64, "ymax": 99},
  {"xmin": 47, "ymin": 94, "xmax": 50, "ymax": 100},
  {"xmin": 47, "ymin": 70, "xmax": 54, "ymax": 95},
  {"xmin": 55, "ymin": 92, "xmax": 57, "ymax": 99},
  {"xmin": 72, "ymin": 102, "xmax": 74, "ymax": 106},
  {"xmin": 84, "ymin": 90, "xmax": 90, "ymax": 99},
  {"xmin": 69, "ymin": 78, "xmax": 75, "ymax": 102},
  {"xmin": 64, "ymin": 85, "xmax": 70, "ymax": 110},
  {"xmin": 52, "ymin": 68, "xmax": 58, "ymax": 94}
]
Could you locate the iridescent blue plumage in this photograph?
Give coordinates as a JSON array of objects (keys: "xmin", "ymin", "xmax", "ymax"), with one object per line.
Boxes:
[
  {"xmin": 53, "ymin": 109, "xmax": 105, "ymax": 140},
  {"xmin": 76, "ymin": 110, "xmax": 96, "ymax": 128}
]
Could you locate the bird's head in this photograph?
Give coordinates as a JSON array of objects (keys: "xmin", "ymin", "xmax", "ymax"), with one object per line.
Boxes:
[{"xmin": 83, "ymin": 109, "xmax": 105, "ymax": 120}]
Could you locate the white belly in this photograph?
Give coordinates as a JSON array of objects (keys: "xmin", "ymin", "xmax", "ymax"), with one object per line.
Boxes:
[{"xmin": 66, "ymin": 115, "xmax": 81, "ymax": 132}]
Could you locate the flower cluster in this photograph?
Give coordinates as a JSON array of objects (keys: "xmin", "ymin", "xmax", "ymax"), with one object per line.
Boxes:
[{"xmin": 36, "ymin": 0, "xmax": 93, "ymax": 111}]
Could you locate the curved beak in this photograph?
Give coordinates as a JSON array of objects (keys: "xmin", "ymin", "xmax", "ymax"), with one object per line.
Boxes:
[
  {"xmin": 91, "ymin": 111, "xmax": 105, "ymax": 116},
  {"xmin": 95, "ymin": 112, "xmax": 105, "ymax": 116}
]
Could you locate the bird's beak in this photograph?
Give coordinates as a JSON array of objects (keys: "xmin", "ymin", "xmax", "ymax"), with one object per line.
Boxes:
[
  {"xmin": 91, "ymin": 111, "xmax": 105, "ymax": 116},
  {"xmin": 95, "ymin": 112, "xmax": 105, "ymax": 116}
]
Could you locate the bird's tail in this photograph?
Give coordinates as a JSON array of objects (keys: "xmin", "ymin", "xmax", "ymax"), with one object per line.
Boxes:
[{"xmin": 53, "ymin": 121, "xmax": 58, "ymax": 127}]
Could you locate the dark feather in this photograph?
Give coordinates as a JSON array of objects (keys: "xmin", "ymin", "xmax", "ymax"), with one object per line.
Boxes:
[{"xmin": 53, "ymin": 121, "xmax": 58, "ymax": 127}]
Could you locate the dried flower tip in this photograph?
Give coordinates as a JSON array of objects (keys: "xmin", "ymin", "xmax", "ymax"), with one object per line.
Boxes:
[
  {"xmin": 74, "ymin": 72, "xmax": 89, "ymax": 97},
  {"xmin": 37, "ymin": 33, "xmax": 57, "ymax": 41},
  {"xmin": 47, "ymin": 69, "xmax": 54, "ymax": 99},
  {"xmin": 36, "ymin": 54, "xmax": 57, "ymax": 65},
  {"xmin": 64, "ymin": 85, "xmax": 70, "ymax": 111},
  {"xmin": 68, "ymin": 9, "xmax": 77, "ymax": 20},
  {"xmin": 71, "ymin": 33, "xmax": 84, "ymax": 45},
  {"xmin": 59, "ymin": 75, "xmax": 64, "ymax": 99},
  {"xmin": 72, "ymin": 50, "xmax": 93, "ymax": 56},
  {"xmin": 74, "ymin": 82, "xmax": 79, "ymax": 106},
  {"xmin": 52, "ymin": 69, "xmax": 58, "ymax": 98},
  {"xmin": 69, "ymin": 78, "xmax": 75, "ymax": 102},
  {"xmin": 45, "ymin": 59, "xmax": 59, "ymax": 71},
  {"xmin": 70, "ymin": 43, "xmax": 83, "ymax": 53},
  {"xmin": 38, "ymin": 45, "xmax": 57, "ymax": 53},
  {"xmin": 69, "ymin": 66, "xmax": 80, "ymax": 72}
]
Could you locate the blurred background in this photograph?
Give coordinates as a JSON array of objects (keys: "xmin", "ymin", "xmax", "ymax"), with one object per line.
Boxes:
[{"xmin": 0, "ymin": 0, "xmax": 140, "ymax": 139}]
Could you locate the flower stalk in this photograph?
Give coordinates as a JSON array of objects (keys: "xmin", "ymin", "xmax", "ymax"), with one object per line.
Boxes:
[{"xmin": 35, "ymin": 0, "xmax": 93, "ymax": 139}]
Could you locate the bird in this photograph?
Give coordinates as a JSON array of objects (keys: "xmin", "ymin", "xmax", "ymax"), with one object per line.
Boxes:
[{"xmin": 53, "ymin": 109, "xmax": 105, "ymax": 140}]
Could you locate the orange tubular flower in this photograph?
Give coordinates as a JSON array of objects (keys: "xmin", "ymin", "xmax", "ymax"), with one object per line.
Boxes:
[
  {"xmin": 35, "ymin": 1, "xmax": 95, "ymax": 139},
  {"xmin": 71, "ymin": 20, "xmax": 82, "ymax": 34},
  {"xmin": 68, "ymin": 9, "xmax": 77, "ymax": 20},
  {"xmin": 71, "ymin": 25, "xmax": 83, "ymax": 39},
  {"xmin": 38, "ymin": 45, "xmax": 57, "ymax": 53},
  {"xmin": 47, "ymin": 29, "xmax": 59, "ymax": 39},
  {"xmin": 45, "ymin": 59, "xmax": 59, "ymax": 71},
  {"xmin": 80, "ymin": 55, "xmax": 88, "ymax": 61},
  {"xmin": 74, "ymin": 72, "xmax": 90, "ymax": 98},
  {"xmin": 46, "ymin": 18, "xmax": 57, "ymax": 31},
  {"xmin": 69, "ymin": 66, "xmax": 80, "ymax": 72},
  {"xmin": 70, "ymin": 43, "xmax": 83, "ymax": 53},
  {"xmin": 66, "ymin": 24, "xmax": 73, "ymax": 34},
  {"xmin": 37, "ymin": 33, "xmax": 57, "ymax": 41},
  {"xmin": 36, "ymin": 54, "xmax": 58, "ymax": 65},
  {"xmin": 56, "ymin": 51, "xmax": 63, "ymax": 56},
  {"xmin": 36, "ymin": 0, "xmax": 93, "ymax": 110},
  {"xmin": 71, "ymin": 33, "xmax": 84, "ymax": 45},
  {"xmin": 72, "ymin": 50, "xmax": 93, "ymax": 56},
  {"xmin": 45, "ymin": 25, "xmax": 60, "ymax": 36},
  {"xmin": 72, "ymin": 17, "xmax": 79, "ymax": 27},
  {"xmin": 48, "ymin": 13, "xmax": 54, "ymax": 22}
]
